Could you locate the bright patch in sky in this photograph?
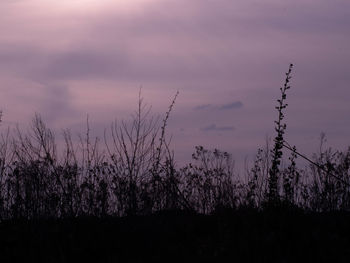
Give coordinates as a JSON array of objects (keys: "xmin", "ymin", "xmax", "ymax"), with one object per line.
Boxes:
[{"xmin": 44, "ymin": 0, "xmax": 154, "ymax": 12}]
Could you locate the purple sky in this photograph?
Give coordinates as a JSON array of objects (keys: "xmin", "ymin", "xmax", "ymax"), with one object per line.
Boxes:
[{"xmin": 1, "ymin": 0, "xmax": 350, "ymax": 169}]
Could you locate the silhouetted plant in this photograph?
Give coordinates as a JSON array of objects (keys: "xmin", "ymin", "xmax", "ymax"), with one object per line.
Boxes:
[
  {"xmin": 267, "ymin": 63, "xmax": 293, "ymax": 206},
  {"xmin": 281, "ymin": 144, "xmax": 301, "ymax": 207},
  {"xmin": 0, "ymin": 65, "xmax": 350, "ymax": 221},
  {"xmin": 180, "ymin": 146, "xmax": 238, "ymax": 213},
  {"xmin": 306, "ymin": 135, "xmax": 350, "ymax": 211},
  {"xmin": 245, "ymin": 138, "xmax": 272, "ymax": 208}
]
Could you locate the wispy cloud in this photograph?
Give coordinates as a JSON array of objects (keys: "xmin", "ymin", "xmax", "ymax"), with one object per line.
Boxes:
[
  {"xmin": 193, "ymin": 104, "xmax": 212, "ymax": 110},
  {"xmin": 194, "ymin": 101, "xmax": 243, "ymax": 111},
  {"xmin": 201, "ymin": 124, "xmax": 235, "ymax": 132},
  {"xmin": 218, "ymin": 101, "xmax": 243, "ymax": 110}
]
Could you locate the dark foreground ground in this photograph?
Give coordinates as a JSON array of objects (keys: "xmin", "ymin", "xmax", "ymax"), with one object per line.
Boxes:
[{"xmin": 1, "ymin": 209, "xmax": 350, "ymax": 263}]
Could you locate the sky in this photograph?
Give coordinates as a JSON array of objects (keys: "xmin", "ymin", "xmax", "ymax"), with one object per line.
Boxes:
[{"xmin": 0, "ymin": 0, "xmax": 349, "ymax": 169}]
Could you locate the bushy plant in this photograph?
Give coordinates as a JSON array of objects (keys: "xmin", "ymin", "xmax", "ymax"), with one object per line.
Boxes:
[
  {"xmin": 0, "ymin": 65, "xmax": 349, "ymax": 220},
  {"xmin": 267, "ymin": 63, "xmax": 293, "ymax": 205}
]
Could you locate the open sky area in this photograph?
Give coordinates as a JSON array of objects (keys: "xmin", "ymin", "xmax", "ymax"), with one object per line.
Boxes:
[{"xmin": 1, "ymin": 0, "xmax": 349, "ymax": 169}]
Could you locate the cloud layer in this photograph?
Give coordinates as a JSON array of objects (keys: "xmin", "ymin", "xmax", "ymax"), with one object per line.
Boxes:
[{"xmin": 0, "ymin": 0, "xmax": 350, "ymax": 168}]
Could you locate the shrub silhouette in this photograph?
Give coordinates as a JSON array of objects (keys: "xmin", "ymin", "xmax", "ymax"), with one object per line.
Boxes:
[
  {"xmin": 267, "ymin": 63, "xmax": 293, "ymax": 206},
  {"xmin": 0, "ymin": 66, "xmax": 349, "ymax": 221}
]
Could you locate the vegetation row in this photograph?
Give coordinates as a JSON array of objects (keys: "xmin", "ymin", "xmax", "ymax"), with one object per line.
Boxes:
[{"xmin": 0, "ymin": 64, "xmax": 349, "ymax": 220}]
